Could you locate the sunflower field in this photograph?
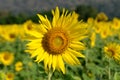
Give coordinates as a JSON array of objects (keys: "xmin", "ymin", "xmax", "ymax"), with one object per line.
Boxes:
[{"xmin": 0, "ymin": 7, "xmax": 120, "ymax": 80}]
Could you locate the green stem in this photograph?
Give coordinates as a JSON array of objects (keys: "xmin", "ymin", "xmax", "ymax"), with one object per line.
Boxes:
[
  {"xmin": 114, "ymin": 68, "xmax": 117, "ymax": 80},
  {"xmin": 108, "ymin": 59, "xmax": 111, "ymax": 80},
  {"xmin": 26, "ymin": 66, "xmax": 31, "ymax": 80},
  {"xmin": 85, "ymin": 49, "xmax": 89, "ymax": 67},
  {"xmin": 114, "ymin": 72, "xmax": 117, "ymax": 80},
  {"xmin": 4, "ymin": 66, "xmax": 7, "ymax": 73},
  {"xmin": 48, "ymin": 71, "xmax": 53, "ymax": 80},
  {"xmin": 3, "ymin": 66, "xmax": 7, "ymax": 80}
]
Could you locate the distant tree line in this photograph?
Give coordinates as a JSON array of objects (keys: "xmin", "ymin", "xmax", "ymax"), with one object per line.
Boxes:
[
  {"xmin": 75, "ymin": 5, "xmax": 98, "ymax": 21},
  {"xmin": 0, "ymin": 5, "xmax": 99, "ymax": 24}
]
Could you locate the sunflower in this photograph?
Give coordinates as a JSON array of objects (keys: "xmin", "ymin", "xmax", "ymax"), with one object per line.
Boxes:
[
  {"xmin": 95, "ymin": 12, "xmax": 108, "ymax": 22},
  {"xmin": 15, "ymin": 61, "xmax": 23, "ymax": 72},
  {"xmin": 111, "ymin": 17, "xmax": 120, "ymax": 30},
  {"xmin": 23, "ymin": 20, "xmax": 37, "ymax": 33},
  {"xmin": 26, "ymin": 7, "xmax": 88, "ymax": 74},
  {"xmin": 100, "ymin": 22, "xmax": 112, "ymax": 39},
  {"xmin": 0, "ymin": 26, "xmax": 2, "ymax": 36},
  {"xmin": 0, "ymin": 71, "xmax": 6, "ymax": 80},
  {"xmin": 0, "ymin": 52, "xmax": 14, "ymax": 66},
  {"xmin": 90, "ymin": 32, "xmax": 96, "ymax": 47},
  {"xmin": 0, "ymin": 25, "xmax": 20, "ymax": 42},
  {"xmin": 104, "ymin": 43, "xmax": 120, "ymax": 62},
  {"xmin": 6, "ymin": 72, "xmax": 14, "ymax": 80}
]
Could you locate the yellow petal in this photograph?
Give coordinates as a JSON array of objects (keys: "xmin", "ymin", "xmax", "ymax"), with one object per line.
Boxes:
[
  {"xmin": 26, "ymin": 39, "xmax": 42, "ymax": 46},
  {"xmin": 62, "ymin": 52, "xmax": 76, "ymax": 65},
  {"xmin": 70, "ymin": 43, "xmax": 85, "ymax": 50},
  {"xmin": 37, "ymin": 24, "xmax": 48, "ymax": 34},
  {"xmin": 38, "ymin": 52, "xmax": 48, "ymax": 63},
  {"xmin": 71, "ymin": 35, "xmax": 88, "ymax": 41},
  {"xmin": 27, "ymin": 30, "xmax": 43, "ymax": 38},
  {"xmin": 52, "ymin": 55, "xmax": 57, "ymax": 72},
  {"xmin": 27, "ymin": 45, "xmax": 41, "ymax": 50},
  {"xmin": 35, "ymin": 49, "xmax": 45, "ymax": 63},
  {"xmin": 58, "ymin": 55, "xmax": 65, "ymax": 74},
  {"xmin": 37, "ymin": 14, "xmax": 51, "ymax": 29},
  {"xmin": 52, "ymin": 7, "xmax": 60, "ymax": 27},
  {"xmin": 68, "ymin": 51, "xmax": 80, "ymax": 65},
  {"xmin": 68, "ymin": 48, "xmax": 85, "ymax": 58},
  {"xmin": 71, "ymin": 41, "xmax": 85, "ymax": 47},
  {"xmin": 56, "ymin": 8, "xmax": 65, "ymax": 27},
  {"xmin": 45, "ymin": 15, "xmax": 52, "ymax": 29},
  {"xmin": 30, "ymin": 47, "xmax": 43, "ymax": 58},
  {"xmin": 44, "ymin": 53, "xmax": 49, "ymax": 72},
  {"xmin": 27, "ymin": 43, "xmax": 42, "ymax": 49},
  {"xmin": 48, "ymin": 54, "xmax": 52, "ymax": 70}
]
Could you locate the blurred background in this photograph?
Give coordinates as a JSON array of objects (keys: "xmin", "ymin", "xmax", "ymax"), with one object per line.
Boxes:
[
  {"xmin": 0, "ymin": 0, "xmax": 120, "ymax": 24},
  {"xmin": 1, "ymin": 0, "xmax": 120, "ymax": 80}
]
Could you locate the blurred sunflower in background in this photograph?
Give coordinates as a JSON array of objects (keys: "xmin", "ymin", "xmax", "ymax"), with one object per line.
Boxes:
[
  {"xmin": 104, "ymin": 42, "xmax": 120, "ymax": 62},
  {"xmin": 100, "ymin": 22, "xmax": 112, "ymax": 39},
  {"xmin": 0, "ymin": 25, "xmax": 20, "ymax": 42},
  {"xmin": 0, "ymin": 52, "xmax": 14, "ymax": 66},
  {"xmin": 15, "ymin": 61, "xmax": 23, "ymax": 72},
  {"xmin": 90, "ymin": 32, "xmax": 96, "ymax": 47},
  {"xmin": 0, "ymin": 26, "xmax": 2, "ymax": 40},
  {"xmin": 0, "ymin": 71, "xmax": 6, "ymax": 80},
  {"xmin": 111, "ymin": 17, "xmax": 120, "ymax": 30},
  {"xmin": 23, "ymin": 20, "xmax": 39, "ymax": 40},
  {"xmin": 23, "ymin": 20, "xmax": 37, "ymax": 33},
  {"xmin": 95, "ymin": 12, "xmax": 108, "ymax": 22},
  {"xmin": 26, "ymin": 7, "xmax": 88, "ymax": 74},
  {"xmin": 6, "ymin": 72, "xmax": 14, "ymax": 80}
]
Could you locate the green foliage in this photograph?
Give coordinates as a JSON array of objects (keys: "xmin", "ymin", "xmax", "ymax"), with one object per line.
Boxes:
[{"xmin": 0, "ymin": 26, "xmax": 120, "ymax": 80}]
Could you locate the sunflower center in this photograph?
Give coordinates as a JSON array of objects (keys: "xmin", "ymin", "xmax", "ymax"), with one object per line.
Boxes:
[
  {"xmin": 42, "ymin": 28, "xmax": 69, "ymax": 55},
  {"xmin": 7, "ymin": 74, "xmax": 13, "ymax": 79},
  {"xmin": 108, "ymin": 49, "xmax": 115, "ymax": 56},
  {"xmin": 53, "ymin": 36, "xmax": 63, "ymax": 48},
  {"xmin": 4, "ymin": 54, "xmax": 10, "ymax": 60},
  {"xmin": 27, "ymin": 25, "xmax": 32, "ymax": 30},
  {"xmin": 10, "ymin": 33, "xmax": 15, "ymax": 38}
]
